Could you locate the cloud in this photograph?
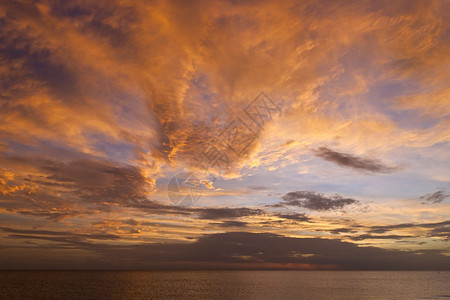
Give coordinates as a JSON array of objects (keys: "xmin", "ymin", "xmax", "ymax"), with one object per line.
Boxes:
[
  {"xmin": 324, "ymin": 220, "xmax": 450, "ymax": 241},
  {"xmin": 420, "ymin": 190, "xmax": 449, "ymax": 204},
  {"xmin": 196, "ymin": 207, "xmax": 264, "ymax": 220},
  {"xmin": 368, "ymin": 220, "xmax": 450, "ymax": 234},
  {"xmin": 214, "ymin": 221, "xmax": 248, "ymax": 228},
  {"xmin": 0, "ymin": 0, "xmax": 448, "ymax": 168},
  {"xmin": 348, "ymin": 234, "xmax": 413, "ymax": 241},
  {"xmin": 0, "ymin": 227, "xmax": 120, "ymax": 241},
  {"xmin": 429, "ymin": 226, "xmax": 450, "ymax": 239},
  {"xmin": 40, "ymin": 159, "xmax": 153, "ymax": 204},
  {"xmin": 16, "ymin": 210, "xmax": 83, "ymax": 222},
  {"xmin": 276, "ymin": 213, "xmax": 312, "ymax": 222},
  {"xmin": 0, "ymin": 0, "xmax": 449, "ymax": 269},
  {"xmin": 272, "ymin": 191, "xmax": 359, "ymax": 211},
  {"xmin": 313, "ymin": 147, "xmax": 398, "ymax": 173},
  {"xmin": 119, "ymin": 198, "xmax": 267, "ymax": 221},
  {"xmin": 330, "ymin": 228, "xmax": 357, "ymax": 234},
  {"xmin": 1, "ymin": 231, "xmax": 449, "ymax": 270},
  {"xmin": 0, "ymin": 155, "xmax": 154, "ymax": 223},
  {"xmin": 0, "ymin": 0, "xmax": 448, "ymax": 174}
]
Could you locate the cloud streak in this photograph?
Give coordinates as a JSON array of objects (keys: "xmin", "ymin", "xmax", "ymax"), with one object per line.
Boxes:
[
  {"xmin": 313, "ymin": 147, "xmax": 398, "ymax": 173},
  {"xmin": 420, "ymin": 190, "xmax": 449, "ymax": 204},
  {"xmin": 271, "ymin": 191, "xmax": 359, "ymax": 212}
]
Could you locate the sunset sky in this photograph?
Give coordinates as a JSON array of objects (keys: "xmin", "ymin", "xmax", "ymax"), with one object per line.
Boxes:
[{"xmin": 0, "ymin": 0, "xmax": 449, "ymax": 270}]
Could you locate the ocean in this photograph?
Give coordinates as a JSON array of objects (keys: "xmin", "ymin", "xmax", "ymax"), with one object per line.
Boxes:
[{"xmin": 0, "ymin": 270, "xmax": 448, "ymax": 299}]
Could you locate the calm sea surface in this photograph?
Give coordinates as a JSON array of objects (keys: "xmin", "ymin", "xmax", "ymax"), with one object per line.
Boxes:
[{"xmin": 0, "ymin": 271, "xmax": 448, "ymax": 299}]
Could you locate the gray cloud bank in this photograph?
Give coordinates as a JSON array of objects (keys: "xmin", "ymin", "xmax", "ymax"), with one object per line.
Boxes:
[{"xmin": 1, "ymin": 231, "xmax": 449, "ymax": 270}]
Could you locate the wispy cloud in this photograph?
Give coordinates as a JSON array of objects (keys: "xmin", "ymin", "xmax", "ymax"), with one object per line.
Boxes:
[
  {"xmin": 420, "ymin": 189, "xmax": 449, "ymax": 204},
  {"xmin": 313, "ymin": 147, "xmax": 398, "ymax": 173},
  {"xmin": 276, "ymin": 213, "xmax": 312, "ymax": 222},
  {"xmin": 271, "ymin": 191, "xmax": 359, "ymax": 212}
]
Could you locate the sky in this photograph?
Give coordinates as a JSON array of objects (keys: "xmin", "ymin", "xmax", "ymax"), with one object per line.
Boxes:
[{"xmin": 0, "ymin": 0, "xmax": 449, "ymax": 270}]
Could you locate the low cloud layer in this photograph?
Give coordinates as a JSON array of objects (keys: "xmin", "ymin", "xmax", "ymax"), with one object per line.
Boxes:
[
  {"xmin": 330, "ymin": 220, "xmax": 450, "ymax": 242},
  {"xmin": 1, "ymin": 231, "xmax": 448, "ymax": 270}
]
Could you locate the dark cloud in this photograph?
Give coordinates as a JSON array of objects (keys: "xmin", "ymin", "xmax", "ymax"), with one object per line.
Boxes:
[
  {"xmin": 123, "ymin": 199, "xmax": 190, "ymax": 215},
  {"xmin": 0, "ymin": 0, "xmax": 448, "ymax": 273},
  {"xmin": 330, "ymin": 228, "xmax": 357, "ymax": 234},
  {"xmin": 38, "ymin": 158, "xmax": 151, "ymax": 204},
  {"xmin": 0, "ymin": 154, "xmax": 271, "ymax": 223},
  {"xmin": 121, "ymin": 219, "xmax": 141, "ymax": 226},
  {"xmin": 276, "ymin": 213, "xmax": 312, "ymax": 222},
  {"xmin": 214, "ymin": 221, "xmax": 248, "ymax": 228},
  {"xmin": 0, "ymin": 155, "xmax": 152, "ymax": 206},
  {"xmin": 271, "ymin": 191, "xmax": 359, "ymax": 211},
  {"xmin": 348, "ymin": 234, "xmax": 412, "ymax": 241},
  {"xmin": 2, "ymin": 231, "xmax": 449, "ymax": 270},
  {"xmin": 0, "ymin": 227, "xmax": 120, "ymax": 241},
  {"xmin": 420, "ymin": 190, "xmax": 449, "ymax": 204},
  {"xmin": 248, "ymin": 186, "xmax": 268, "ymax": 191},
  {"xmin": 0, "ymin": 155, "xmax": 157, "ymax": 226},
  {"xmin": 16, "ymin": 210, "xmax": 84, "ymax": 222},
  {"xmin": 196, "ymin": 207, "xmax": 264, "ymax": 220},
  {"xmin": 313, "ymin": 147, "xmax": 398, "ymax": 173},
  {"xmin": 368, "ymin": 220, "xmax": 450, "ymax": 234},
  {"xmin": 368, "ymin": 223, "xmax": 417, "ymax": 234},
  {"xmin": 323, "ymin": 220, "xmax": 450, "ymax": 241},
  {"xmin": 429, "ymin": 226, "xmax": 450, "ymax": 239},
  {"xmin": 123, "ymin": 199, "xmax": 265, "ymax": 221}
]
